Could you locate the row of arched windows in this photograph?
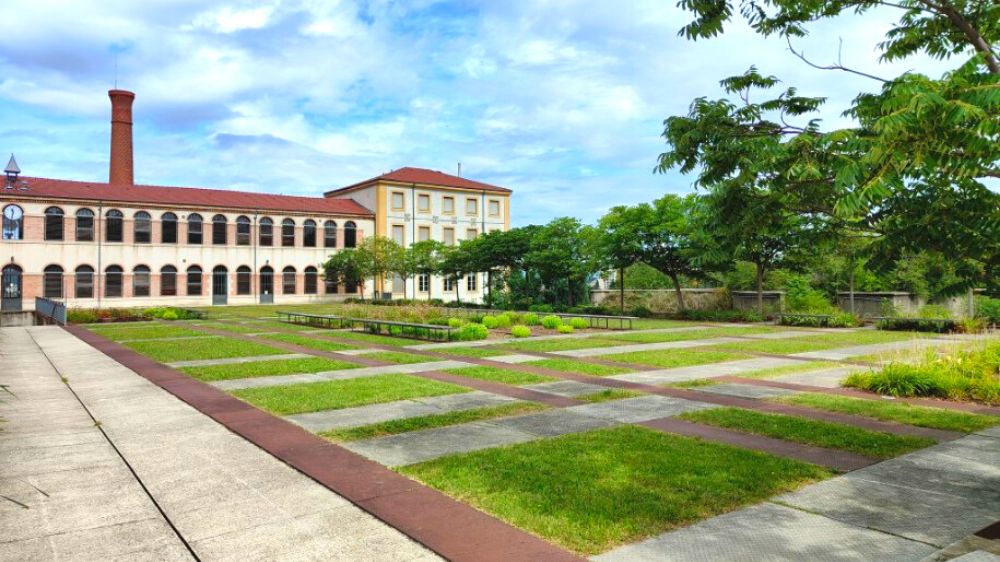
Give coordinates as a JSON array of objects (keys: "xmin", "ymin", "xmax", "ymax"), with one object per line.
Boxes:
[
  {"xmin": 2, "ymin": 205, "xmax": 358, "ymax": 248},
  {"xmin": 39, "ymin": 264, "xmax": 352, "ymax": 299}
]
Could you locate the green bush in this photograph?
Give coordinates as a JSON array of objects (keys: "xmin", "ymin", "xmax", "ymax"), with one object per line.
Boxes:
[
  {"xmin": 161, "ymin": 310, "xmax": 179, "ymax": 321},
  {"xmin": 529, "ymin": 304, "xmax": 554, "ymax": 312},
  {"xmin": 629, "ymin": 305, "xmax": 653, "ymax": 318},
  {"xmin": 876, "ymin": 317, "xmax": 957, "ymax": 333},
  {"xmin": 522, "ymin": 313, "xmax": 540, "ymax": 326},
  {"xmin": 917, "ymin": 304, "xmax": 952, "ymax": 319},
  {"xmin": 785, "ymin": 276, "xmax": 837, "ymax": 314},
  {"xmin": 541, "ymin": 315, "xmax": 562, "ymax": 329},
  {"xmin": 568, "ymin": 317, "xmax": 589, "ymax": 330},
  {"xmin": 482, "ymin": 316, "xmax": 499, "ymax": 329},
  {"xmin": 779, "ymin": 312, "xmax": 861, "ymax": 328},
  {"xmin": 511, "ymin": 325, "xmax": 532, "ymax": 338},
  {"xmin": 975, "ymin": 296, "xmax": 1000, "ymax": 324},
  {"xmin": 428, "ymin": 317, "xmax": 450, "ymax": 326},
  {"xmin": 447, "ymin": 318, "xmax": 463, "ymax": 328},
  {"xmin": 557, "ymin": 324, "xmax": 575, "ymax": 334},
  {"xmin": 494, "ymin": 313, "xmax": 513, "ymax": 329},
  {"xmin": 452, "ymin": 323, "xmax": 489, "ymax": 341},
  {"xmin": 67, "ymin": 309, "xmax": 100, "ymax": 324}
]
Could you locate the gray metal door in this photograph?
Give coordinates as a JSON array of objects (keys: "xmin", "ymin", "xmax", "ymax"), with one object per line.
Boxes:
[
  {"xmin": 260, "ymin": 267, "xmax": 274, "ymax": 304},
  {"xmin": 1, "ymin": 265, "xmax": 22, "ymax": 312},
  {"xmin": 212, "ymin": 267, "xmax": 228, "ymax": 305}
]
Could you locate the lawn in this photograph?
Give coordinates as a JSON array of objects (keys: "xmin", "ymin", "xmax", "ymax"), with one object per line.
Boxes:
[
  {"xmin": 232, "ymin": 374, "xmax": 470, "ymax": 415},
  {"xmin": 632, "ymin": 318, "xmax": 695, "ymax": 330},
  {"xmin": 499, "ymin": 337, "xmax": 636, "ymax": 353},
  {"xmin": 324, "ymin": 330, "xmax": 420, "ymax": 347},
  {"xmin": 194, "ymin": 322, "xmax": 268, "ymax": 334},
  {"xmin": 319, "ymin": 402, "xmax": 548, "ymax": 442},
  {"xmin": 364, "ymin": 351, "xmax": 439, "ymax": 364},
  {"xmin": 737, "ymin": 361, "xmax": 843, "ymax": 379},
  {"xmin": 680, "ymin": 407, "xmax": 936, "ymax": 459},
  {"xmin": 776, "ymin": 393, "xmax": 999, "ymax": 433},
  {"xmin": 86, "ymin": 323, "xmax": 205, "ymax": 341},
  {"xmin": 124, "ymin": 336, "xmax": 287, "ymax": 363},
  {"xmin": 604, "ymin": 326, "xmax": 775, "ymax": 344},
  {"xmin": 711, "ymin": 330, "xmax": 930, "ymax": 356},
  {"xmin": 575, "ymin": 389, "xmax": 645, "ymax": 402},
  {"xmin": 261, "ymin": 333, "xmax": 357, "ymax": 352},
  {"xmin": 400, "ymin": 426, "xmax": 830, "ymax": 554},
  {"xmin": 444, "ymin": 366, "xmax": 556, "ymax": 385},
  {"xmin": 433, "ymin": 346, "xmax": 511, "ymax": 358},
  {"xmin": 599, "ymin": 348, "xmax": 749, "ymax": 369},
  {"xmin": 179, "ymin": 357, "xmax": 360, "ymax": 382},
  {"xmin": 523, "ymin": 358, "xmax": 632, "ymax": 377}
]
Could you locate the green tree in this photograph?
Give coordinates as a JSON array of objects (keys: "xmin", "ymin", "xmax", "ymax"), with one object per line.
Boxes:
[
  {"xmin": 354, "ymin": 236, "xmax": 405, "ymax": 298},
  {"xmin": 406, "ymin": 239, "xmax": 445, "ymax": 301},
  {"xmin": 438, "ymin": 243, "xmax": 471, "ymax": 304},
  {"xmin": 525, "ymin": 217, "xmax": 596, "ymax": 307},
  {"xmin": 323, "ymin": 249, "xmax": 365, "ymax": 300}
]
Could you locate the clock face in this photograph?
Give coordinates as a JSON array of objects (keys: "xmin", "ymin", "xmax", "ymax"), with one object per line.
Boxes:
[{"xmin": 3, "ymin": 206, "xmax": 21, "ymax": 220}]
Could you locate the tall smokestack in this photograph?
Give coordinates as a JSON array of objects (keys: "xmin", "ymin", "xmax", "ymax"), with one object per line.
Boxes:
[{"xmin": 108, "ymin": 89, "xmax": 135, "ymax": 185}]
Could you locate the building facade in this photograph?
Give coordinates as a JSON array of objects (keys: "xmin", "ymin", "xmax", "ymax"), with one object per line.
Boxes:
[{"xmin": 1, "ymin": 90, "xmax": 511, "ymax": 312}]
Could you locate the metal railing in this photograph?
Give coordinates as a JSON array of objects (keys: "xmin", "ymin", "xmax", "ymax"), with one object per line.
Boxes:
[{"xmin": 35, "ymin": 297, "xmax": 67, "ymax": 326}]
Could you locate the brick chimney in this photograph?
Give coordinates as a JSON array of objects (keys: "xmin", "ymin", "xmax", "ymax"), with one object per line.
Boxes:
[{"xmin": 108, "ymin": 89, "xmax": 135, "ymax": 185}]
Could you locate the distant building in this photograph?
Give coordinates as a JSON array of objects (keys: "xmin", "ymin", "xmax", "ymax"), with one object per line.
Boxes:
[{"xmin": 1, "ymin": 90, "xmax": 511, "ymax": 312}]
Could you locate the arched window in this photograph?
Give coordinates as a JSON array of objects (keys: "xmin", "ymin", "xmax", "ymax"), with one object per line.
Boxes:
[
  {"xmin": 186, "ymin": 265, "xmax": 203, "ymax": 296},
  {"xmin": 281, "ymin": 219, "xmax": 295, "ymax": 247},
  {"xmin": 133, "ymin": 265, "xmax": 151, "ymax": 297},
  {"xmin": 212, "ymin": 214, "xmax": 227, "ymax": 245},
  {"xmin": 43, "ymin": 265, "xmax": 64, "ymax": 298},
  {"xmin": 105, "ymin": 266, "xmax": 123, "ymax": 297},
  {"xmin": 304, "ymin": 266, "xmax": 318, "ymax": 294},
  {"xmin": 344, "ymin": 221, "xmax": 357, "ymax": 248},
  {"xmin": 161, "ymin": 265, "xmax": 177, "ymax": 296},
  {"xmin": 187, "ymin": 214, "xmax": 203, "ymax": 244},
  {"xmin": 324, "ymin": 220, "xmax": 337, "ymax": 248},
  {"xmin": 2, "ymin": 204, "xmax": 23, "ymax": 240},
  {"xmin": 75, "ymin": 209, "xmax": 95, "ymax": 241},
  {"xmin": 260, "ymin": 265, "xmax": 274, "ymax": 296},
  {"xmin": 236, "ymin": 216, "xmax": 251, "ymax": 246},
  {"xmin": 161, "ymin": 212, "xmax": 178, "ymax": 244},
  {"xmin": 282, "ymin": 266, "xmax": 296, "ymax": 294},
  {"xmin": 236, "ymin": 266, "xmax": 252, "ymax": 295},
  {"xmin": 303, "ymin": 220, "xmax": 317, "ymax": 247},
  {"xmin": 325, "ymin": 270, "xmax": 338, "ymax": 294},
  {"xmin": 134, "ymin": 211, "xmax": 152, "ymax": 243},
  {"xmin": 44, "ymin": 207, "xmax": 64, "ymax": 241},
  {"xmin": 105, "ymin": 210, "xmax": 124, "ymax": 242},
  {"xmin": 259, "ymin": 217, "xmax": 273, "ymax": 246},
  {"xmin": 75, "ymin": 265, "xmax": 94, "ymax": 299}
]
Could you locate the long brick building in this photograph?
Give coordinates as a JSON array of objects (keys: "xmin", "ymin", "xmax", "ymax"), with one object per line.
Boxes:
[{"xmin": 1, "ymin": 90, "xmax": 511, "ymax": 313}]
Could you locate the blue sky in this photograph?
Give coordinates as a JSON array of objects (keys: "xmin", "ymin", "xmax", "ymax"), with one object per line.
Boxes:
[{"xmin": 1, "ymin": 1, "xmax": 954, "ymax": 226}]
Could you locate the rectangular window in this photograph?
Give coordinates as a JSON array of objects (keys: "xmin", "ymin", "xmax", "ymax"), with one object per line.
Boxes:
[
  {"xmin": 489, "ymin": 199, "xmax": 501, "ymax": 217},
  {"xmin": 418, "ymin": 274, "xmax": 429, "ymax": 292},
  {"xmin": 134, "ymin": 272, "xmax": 150, "ymax": 297},
  {"xmin": 392, "ymin": 224, "xmax": 405, "ymax": 245},
  {"xmin": 236, "ymin": 221, "xmax": 251, "ymax": 246},
  {"xmin": 134, "ymin": 219, "xmax": 151, "ymax": 244},
  {"xmin": 283, "ymin": 271, "xmax": 296, "ymax": 294},
  {"xmin": 188, "ymin": 220, "xmax": 202, "ymax": 245},
  {"xmin": 443, "ymin": 227, "xmax": 455, "ymax": 246},
  {"xmin": 442, "ymin": 196, "xmax": 455, "ymax": 215},
  {"xmin": 465, "ymin": 198, "xmax": 478, "ymax": 216},
  {"xmin": 444, "ymin": 277, "xmax": 454, "ymax": 292},
  {"xmin": 391, "ymin": 191, "xmax": 405, "ymax": 211},
  {"xmin": 76, "ymin": 215, "xmax": 94, "ymax": 242},
  {"xmin": 105, "ymin": 272, "xmax": 122, "ymax": 298},
  {"xmin": 44, "ymin": 271, "xmax": 62, "ymax": 298},
  {"xmin": 417, "ymin": 194, "xmax": 431, "ymax": 213},
  {"xmin": 237, "ymin": 271, "xmax": 252, "ymax": 295},
  {"xmin": 466, "ymin": 228, "xmax": 478, "ymax": 240},
  {"xmin": 75, "ymin": 271, "xmax": 94, "ymax": 299},
  {"xmin": 213, "ymin": 220, "xmax": 227, "ymax": 245},
  {"xmin": 187, "ymin": 271, "xmax": 202, "ymax": 296},
  {"xmin": 325, "ymin": 277, "xmax": 339, "ymax": 294},
  {"xmin": 162, "ymin": 218, "xmax": 177, "ymax": 244},
  {"xmin": 467, "ymin": 273, "xmax": 477, "ymax": 291},
  {"xmin": 161, "ymin": 271, "xmax": 177, "ymax": 296},
  {"xmin": 418, "ymin": 226, "xmax": 430, "ymax": 242}
]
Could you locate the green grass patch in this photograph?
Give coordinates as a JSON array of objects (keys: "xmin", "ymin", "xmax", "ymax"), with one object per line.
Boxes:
[
  {"xmin": 325, "ymin": 330, "xmax": 418, "ymax": 347},
  {"xmin": 738, "ymin": 361, "xmax": 843, "ymax": 379},
  {"xmin": 261, "ymin": 333, "xmax": 357, "ymax": 352},
  {"xmin": 605, "ymin": 326, "xmax": 775, "ymax": 344},
  {"xmin": 523, "ymin": 358, "xmax": 632, "ymax": 377},
  {"xmin": 444, "ymin": 366, "xmax": 556, "ymax": 385},
  {"xmin": 232, "ymin": 374, "xmax": 469, "ymax": 415},
  {"xmin": 194, "ymin": 322, "xmax": 267, "ymax": 334},
  {"xmin": 400, "ymin": 426, "xmax": 830, "ymax": 554},
  {"xmin": 665, "ymin": 378, "xmax": 720, "ymax": 388},
  {"xmin": 712, "ymin": 330, "xmax": 930, "ymax": 356},
  {"xmin": 680, "ymin": 407, "xmax": 936, "ymax": 459},
  {"xmin": 364, "ymin": 351, "xmax": 438, "ymax": 364},
  {"xmin": 432, "ymin": 346, "xmax": 511, "ymax": 358},
  {"xmin": 320, "ymin": 402, "xmax": 548, "ymax": 442},
  {"xmin": 179, "ymin": 357, "xmax": 359, "ymax": 382},
  {"xmin": 499, "ymin": 337, "xmax": 634, "ymax": 353},
  {"xmin": 124, "ymin": 337, "xmax": 286, "ymax": 363},
  {"xmin": 249, "ymin": 320, "xmax": 326, "ymax": 332},
  {"xmin": 86, "ymin": 323, "xmax": 205, "ymax": 341},
  {"xmin": 599, "ymin": 348, "xmax": 749, "ymax": 369},
  {"xmin": 776, "ymin": 393, "xmax": 999, "ymax": 433},
  {"xmin": 575, "ymin": 389, "xmax": 644, "ymax": 403},
  {"xmin": 632, "ymin": 318, "xmax": 693, "ymax": 330}
]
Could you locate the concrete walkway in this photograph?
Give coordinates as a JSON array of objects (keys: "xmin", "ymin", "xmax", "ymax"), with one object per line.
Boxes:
[{"xmin": 0, "ymin": 327, "xmax": 438, "ymax": 562}]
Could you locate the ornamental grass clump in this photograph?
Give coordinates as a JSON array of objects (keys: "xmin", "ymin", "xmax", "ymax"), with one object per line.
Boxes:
[
  {"xmin": 522, "ymin": 313, "xmax": 540, "ymax": 326},
  {"xmin": 557, "ymin": 324, "xmax": 575, "ymax": 334},
  {"xmin": 447, "ymin": 317, "xmax": 464, "ymax": 328},
  {"xmin": 541, "ymin": 315, "xmax": 562, "ymax": 329},
  {"xmin": 511, "ymin": 325, "xmax": 532, "ymax": 338},
  {"xmin": 569, "ymin": 317, "xmax": 589, "ymax": 330},
  {"xmin": 453, "ymin": 323, "xmax": 489, "ymax": 341},
  {"xmin": 482, "ymin": 316, "xmax": 500, "ymax": 329},
  {"xmin": 844, "ymin": 342, "xmax": 1000, "ymax": 405}
]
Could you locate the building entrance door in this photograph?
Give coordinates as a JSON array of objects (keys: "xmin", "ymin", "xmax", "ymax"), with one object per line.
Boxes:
[
  {"xmin": 260, "ymin": 266, "xmax": 274, "ymax": 304},
  {"xmin": 1, "ymin": 265, "xmax": 22, "ymax": 312},
  {"xmin": 212, "ymin": 266, "xmax": 228, "ymax": 305}
]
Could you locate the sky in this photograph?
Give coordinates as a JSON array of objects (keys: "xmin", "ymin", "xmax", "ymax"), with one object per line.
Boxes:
[{"xmin": 0, "ymin": 0, "xmax": 956, "ymax": 226}]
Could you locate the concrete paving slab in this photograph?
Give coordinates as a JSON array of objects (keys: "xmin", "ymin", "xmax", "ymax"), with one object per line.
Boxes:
[
  {"xmin": 344, "ymin": 422, "xmax": 537, "ymax": 466},
  {"xmin": 492, "ymin": 409, "xmax": 617, "ymax": 437},
  {"xmin": 693, "ymin": 383, "xmax": 798, "ymax": 400},
  {"xmin": 609, "ymin": 357, "xmax": 805, "ymax": 385},
  {"xmin": 791, "ymin": 339, "xmax": 951, "ymax": 361},
  {"xmin": 592, "ymin": 502, "xmax": 936, "ymax": 562},
  {"xmin": 771, "ymin": 366, "xmax": 856, "ymax": 388},
  {"xmin": 567, "ymin": 395, "xmax": 717, "ymax": 423},
  {"xmin": 555, "ymin": 337, "xmax": 747, "ymax": 358},
  {"xmin": 167, "ymin": 353, "xmax": 310, "ymax": 368},
  {"xmin": 950, "ymin": 552, "xmax": 1000, "ymax": 562},
  {"xmin": 211, "ymin": 359, "xmax": 471, "ymax": 391},
  {"xmin": 489, "ymin": 353, "xmax": 544, "ymax": 364},
  {"xmin": 976, "ymin": 425, "xmax": 1000, "ymax": 438},
  {"xmin": 403, "ymin": 326, "xmax": 713, "ymax": 350},
  {"xmin": 521, "ymin": 380, "xmax": 609, "ymax": 397}
]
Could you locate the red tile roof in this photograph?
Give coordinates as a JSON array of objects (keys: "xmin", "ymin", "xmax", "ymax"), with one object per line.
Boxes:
[
  {"xmin": 3, "ymin": 176, "xmax": 374, "ymax": 216},
  {"xmin": 326, "ymin": 166, "xmax": 512, "ymax": 196}
]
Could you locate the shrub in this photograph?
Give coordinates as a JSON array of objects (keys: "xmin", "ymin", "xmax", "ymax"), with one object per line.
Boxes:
[
  {"xmin": 529, "ymin": 304, "xmax": 554, "ymax": 313},
  {"xmin": 918, "ymin": 304, "xmax": 953, "ymax": 319},
  {"xmin": 557, "ymin": 324, "xmax": 575, "ymax": 334},
  {"xmin": 779, "ymin": 312, "xmax": 861, "ymax": 328},
  {"xmin": 844, "ymin": 365, "xmax": 948, "ymax": 398},
  {"xmin": 67, "ymin": 309, "xmax": 100, "ymax": 324},
  {"xmin": 784, "ymin": 276, "xmax": 836, "ymax": 314},
  {"xmin": 541, "ymin": 315, "xmax": 562, "ymax": 329},
  {"xmin": 428, "ymin": 317, "xmax": 450, "ymax": 326},
  {"xmin": 494, "ymin": 313, "xmax": 513, "ymax": 329},
  {"xmin": 876, "ymin": 317, "xmax": 957, "ymax": 333},
  {"xmin": 522, "ymin": 313, "xmax": 540, "ymax": 326},
  {"xmin": 447, "ymin": 318, "xmax": 463, "ymax": 328},
  {"xmin": 975, "ymin": 296, "xmax": 1000, "ymax": 325},
  {"xmin": 629, "ymin": 305, "xmax": 653, "ymax": 318},
  {"xmin": 569, "ymin": 317, "xmax": 589, "ymax": 330},
  {"xmin": 959, "ymin": 317, "xmax": 987, "ymax": 334},
  {"xmin": 161, "ymin": 310, "xmax": 179, "ymax": 321},
  {"xmin": 482, "ymin": 316, "xmax": 499, "ymax": 329},
  {"xmin": 511, "ymin": 325, "xmax": 532, "ymax": 338},
  {"xmin": 452, "ymin": 323, "xmax": 489, "ymax": 341}
]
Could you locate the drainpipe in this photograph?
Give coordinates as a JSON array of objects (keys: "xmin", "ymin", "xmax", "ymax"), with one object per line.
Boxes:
[
  {"xmin": 411, "ymin": 183, "xmax": 416, "ymax": 300},
  {"xmin": 97, "ymin": 200, "xmax": 103, "ymax": 308},
  {"xmin": 253, "ymin": 210, "xmax": 259, "ymax": 304}
]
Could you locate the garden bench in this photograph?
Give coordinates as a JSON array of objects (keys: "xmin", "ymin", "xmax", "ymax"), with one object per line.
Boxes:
[
  {"xmin": 553, "ymin": 313, "xmax": 637, "ymax": 330},
  {"xmin": 276, "ymin": 311, "xmax": 350, "ymax": 329}
]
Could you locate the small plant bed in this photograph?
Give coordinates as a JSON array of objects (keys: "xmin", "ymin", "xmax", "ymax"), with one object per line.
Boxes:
[
  {"xmin": 778, "ymin": 313, "xmax": 862, "ymax": 328},
  {"xmin": 500, "ymin": 338, "xmax": 633, "ymax": 353},
  {"xmin": 604, "ymin": 326, "xmax": 776, "ymax": 345},
  {"xmin": 679, "ymin": 407, "xmax": 937, "ymax": 459},
  {"xmin": 844, "ymin": 342, "xmax": 1000, "ymax": 405},
  {"xmin": 574, "ymin": 389, "xmax": 645, "ymax": 402},
  {"xmin": 363, "ymin": 351, "xmax": 438, "ymax": 364},
  {"xmin": 876, "ymin": 316, "xmax": 957, "ymax": 333},
  {"xmin": 85, "ymin": 323, "xmax": 205, "ymax": 341},
  {"xmin": 443, "ymin": 366, "xmax": 557, "ymax": 386},
  {"xmin": 775, "ymin": 393, "xmax": 999, "ymax": 433},
  {"xmin": 319, "ymin": 402, "xmax": 549, "ymax": 442},
  {"xmin": 195, "ymin": 322, "xmax": 269, "ymax": 334},
  {"xmin": 737, "ymin": 361, "xmax": 843, "ymax": 380},
  {"xmin": 124, "ymin": 337, "xmax": 287, "ymax": 363},
  {"xmin": 180, "ymin": 357, "xmax": 360, "ymax": 382},
  {"xmin": 232, "ymin": 374, "xmax": 470, "ymax": 415},
  {"xmin": 261, "ymin": 333, "xmax": 357, "ymax": 352},
  {"xmin": 522, "ymin": 358, "xmax": 633, "ymax": 377},
  {"xmin": 599, "ymin": 349, "xmax": 749, "ymax": 370},
  {"xmin": 399, "ymin": 426, "xmax": 830, "ymax": 554}
]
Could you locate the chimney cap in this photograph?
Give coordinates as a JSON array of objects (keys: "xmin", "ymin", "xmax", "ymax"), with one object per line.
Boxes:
[
  {"xmin": 5, "ymin": 154, "xmax": 19, "ymax": 175},
  {"xmin": 108, "ymin": 89, "xmax": 135, "ymax": 98}
]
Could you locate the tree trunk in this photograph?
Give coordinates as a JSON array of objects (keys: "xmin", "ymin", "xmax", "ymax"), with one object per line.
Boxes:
[
  {"xmin": 848, "ymin": 265, "xmax": 856, "ymax": 315},
  {"xmin": 755, "ymin": 262, "xmax": 765, "ymax": 317},
  {"xmin": 487, "ymin": 270, "xmax": 492, "ymax": 309},
  {"xmin": 670, "ymin": 273, "xmax": 686, "ymax": 312},
  {"xmin": 619, "ymin": 267, "xmax": 625, "ymax": 314}
]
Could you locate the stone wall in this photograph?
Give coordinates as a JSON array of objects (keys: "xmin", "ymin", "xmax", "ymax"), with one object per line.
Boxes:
[{"xmin": 590, "ymin": 288, "xmax": 730, "ymax": 314}]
